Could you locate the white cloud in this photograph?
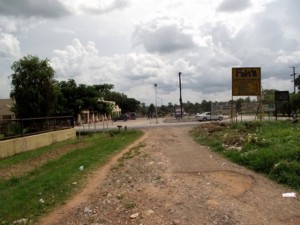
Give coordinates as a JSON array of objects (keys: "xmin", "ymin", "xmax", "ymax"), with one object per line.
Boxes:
[
  {"xmin": 51, "ymin": 39, "xmax": 103, "ymax": 79},
  {"xmin": 275, "ymin": 51, "xmax": 300, "ymax": 65},
  {"xmin": 262, "ymin": 77, "xmax": 292, "ymax": 92},
  {"xmin": 52, "ymin": 27, "xmax": 76, "ymax": 35},
  {"xmin": 0, "ymin": 32, "xmax": 21, "ymax": 58},
  {"xmin": 0, "ymin": 0, "xmax": 299, "ymax": 103},
  {"xmin": 0, "ymin": 32, "xmax": 21, "ymax": 98},
  {"xmin": 0, "ymin": 16, "xmax": 18, "ymax": 33}
]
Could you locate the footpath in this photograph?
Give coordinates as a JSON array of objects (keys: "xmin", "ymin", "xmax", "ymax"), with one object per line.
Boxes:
[{"xmin": 40, "ymin": 125, "xmax": 300, "ymax": 225}]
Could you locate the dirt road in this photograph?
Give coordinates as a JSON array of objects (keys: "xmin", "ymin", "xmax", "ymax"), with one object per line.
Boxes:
[{"xmin": 39, "ymin": 125, "xmax": 300, "ymax": 225}]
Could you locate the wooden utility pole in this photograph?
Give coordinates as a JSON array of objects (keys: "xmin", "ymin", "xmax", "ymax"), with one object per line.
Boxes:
[
  {"xmin": 179, "ymin": 72, "xmax": 183, "ymax": 119},
  {"xmin": 290, "ymin": 66, "xmax": 297, "ymax": 94},
  {"xmin": 290, "ymin": 66, "xmax": 298, "ymax": 118}
]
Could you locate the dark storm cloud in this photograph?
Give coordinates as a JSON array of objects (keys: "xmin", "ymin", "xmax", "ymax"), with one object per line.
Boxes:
[
  {"xmin": 0, "ymin": 0, "xmax": 71, "ymax": 18},
  {"xmin": 217, "ymin": 0, "xmax": 251, "ymax": 12},
  {"xmin": 133, "ymin": 23, "xmax": 196, "ymax": 54},
  {"xmin": 82, "ymin": 0, "xmax": 130, "ymax": 14}
]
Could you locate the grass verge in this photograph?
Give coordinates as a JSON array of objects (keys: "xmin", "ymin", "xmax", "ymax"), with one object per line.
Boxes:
[
  {"xmin": 0, "ymin": 130, "xmax": 143, "ymax": 224},
  {"xmin": 190, "ymin": 120, "xmax": 300, "ymax": 191}
]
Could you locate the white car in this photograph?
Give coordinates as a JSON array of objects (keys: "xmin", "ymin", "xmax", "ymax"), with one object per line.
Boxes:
[{"xmin": 195, "ymin": 112, "xmax": 224, "ymax": 121}]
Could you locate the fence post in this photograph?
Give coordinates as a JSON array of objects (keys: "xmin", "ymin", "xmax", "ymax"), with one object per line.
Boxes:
[{"xmin": 20, "ymin": 118, "xmax": 23, "ymax": 137}]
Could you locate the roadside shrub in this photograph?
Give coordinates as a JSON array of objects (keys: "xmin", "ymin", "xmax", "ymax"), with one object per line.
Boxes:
[
  {"xmin": 235, "ymin": 148, "xmax": 279, "ymax": 173},
  {"xmin": 190, "ymin": 120, "xmax": 300, "ymax": 191},
  {"xmin": 270, "ymin": 160, "xmax": 300, "ymax": 189}
]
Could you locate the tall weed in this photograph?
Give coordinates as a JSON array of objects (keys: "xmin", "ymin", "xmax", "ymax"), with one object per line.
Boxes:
[{"xmin": 191, "ymin": 121, "xmax": 300, "ymax": 191}]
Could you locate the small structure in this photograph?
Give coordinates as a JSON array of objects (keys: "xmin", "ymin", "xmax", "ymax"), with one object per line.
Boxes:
[
  {"xmin": 76, "ymin": 99, "xmax": 121, "ymax": 125},
  {"xmin": 0, "ymin": 99, "xmax": 14, "ymax": 120}
]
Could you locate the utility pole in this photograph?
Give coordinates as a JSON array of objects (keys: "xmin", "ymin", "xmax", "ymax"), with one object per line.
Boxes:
[
  {"xmin": 178, "ymin": 72, "xmax": 183, "ymax": 120},
  {"xmin": 290, "ymin": 66, "xmax": 297, "ymax": 118},
  {"xmin": 290, "ymin": 66, "xmax": 297, "ymax": 94},
  {"xmin": 154, "ymin": 83, "xmax": 158, "ymax": 124}
]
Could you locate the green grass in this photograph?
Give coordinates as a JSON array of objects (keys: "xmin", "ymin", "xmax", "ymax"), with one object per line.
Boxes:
[
  {"xmin": 190, "ymin": 120, "xmax": 300, "ymax": 191},
  {"xmin": 0, "ymin": 130, "xmax": 143, "ymax": 224},
  {"xmin": 0, "ymin": 139, "xmax": 76, "ymax": 169}
]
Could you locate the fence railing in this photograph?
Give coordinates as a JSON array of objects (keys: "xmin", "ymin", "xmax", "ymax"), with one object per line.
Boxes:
[{"xmin": 0, "ymin": 116, "xmax": 74, "ymax": 141}]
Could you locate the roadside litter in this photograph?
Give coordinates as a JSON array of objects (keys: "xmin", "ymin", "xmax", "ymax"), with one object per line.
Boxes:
[{"xmin": 282, "ymin": 192, "xmax": 296, "ymax": 198}]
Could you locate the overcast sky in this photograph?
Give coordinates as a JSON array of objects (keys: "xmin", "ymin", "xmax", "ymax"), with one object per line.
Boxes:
[{"xmin": 0, "ymin": 0, "xmax": 299, "ymax": 105}]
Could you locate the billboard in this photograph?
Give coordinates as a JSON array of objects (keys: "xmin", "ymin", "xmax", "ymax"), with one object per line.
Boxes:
[
  {"xmin": 232, "ymin": 67, "xmax": 261, "ymax": 96},
  {"xmin": 275, "ymin": 91, "xmax": 289, "ymax": 101}
]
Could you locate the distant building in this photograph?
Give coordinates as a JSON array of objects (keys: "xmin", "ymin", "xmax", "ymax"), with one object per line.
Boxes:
[
  {"xmin": 211, "ymin": 102, "xmax": 235, "ymax": 116},
  {"xmin": 175, "ymin": 107, "xmax": 187, "ymax": 118},
  {"xmin": 0, "ymin": 99, "xmax": 14, "ymax": 120},
  {"xmin": 77, "ymin": 99, "xmax": 121, "ymax": 124}
]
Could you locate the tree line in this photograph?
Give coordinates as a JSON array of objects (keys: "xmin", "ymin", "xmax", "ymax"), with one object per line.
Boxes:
[
  {"xmin": 10, "ymin": 55, "xmax": 140, "ymax": 119},
  {"xmin": 9, "ymin": 55, "xmax": 300, "ymax": 119}
]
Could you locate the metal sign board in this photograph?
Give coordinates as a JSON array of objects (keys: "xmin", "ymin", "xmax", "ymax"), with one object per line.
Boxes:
[
  {"xmin": 275, "ymin": 91, "xmax": 289, "ymax": 101},
  {"xmin": 232, "ymin": 67, "xmax": 261, "ymax": 96}
]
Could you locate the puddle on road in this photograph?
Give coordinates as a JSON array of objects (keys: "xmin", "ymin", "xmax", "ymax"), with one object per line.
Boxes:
[
  {"xmin": 176, "ymin": 170, "xmax": 255, "ymax": 197},
  {"xmin": 204, "ymin": 171, "xmax": 255, "ymax": 197}
]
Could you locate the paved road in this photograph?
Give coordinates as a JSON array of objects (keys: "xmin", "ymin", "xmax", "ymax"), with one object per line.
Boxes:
[
  {"xmin": 75, "ymin": 115, "xmax": 283, "ymax": 132},
  {"xmin": 76, "ymin": 117, "xmax": 199, "ymax": 132}
]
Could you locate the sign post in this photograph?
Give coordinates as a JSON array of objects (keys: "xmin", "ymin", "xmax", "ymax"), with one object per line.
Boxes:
[
  {"xmin": 232, "ymin": 67, "xmax": 262, "ymax": 121},
  {"xmin": 275, "ymin": 91, "xmax": 290, "ymax": 120},
  {"xmin": 232, "ymin": 67, "xmax": 261, "ymax": 96}
]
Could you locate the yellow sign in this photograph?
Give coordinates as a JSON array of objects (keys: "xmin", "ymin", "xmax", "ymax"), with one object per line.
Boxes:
[{"xmin": 232, "ymin": 67, "xmax": 261, "ymax": 96}]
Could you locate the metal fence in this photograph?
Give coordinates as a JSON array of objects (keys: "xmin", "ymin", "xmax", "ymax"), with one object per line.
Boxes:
[{"xmin": 0, "ymin": 116, "xmax": 74, "ymax": 141}]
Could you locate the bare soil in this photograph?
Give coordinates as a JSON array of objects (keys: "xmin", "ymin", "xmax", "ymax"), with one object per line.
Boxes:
[{"xmin": 37, "ymin": 125, "xmax": 300, "ymax": 225}]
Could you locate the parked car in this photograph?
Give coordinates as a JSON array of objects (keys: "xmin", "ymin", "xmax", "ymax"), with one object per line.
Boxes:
[
  {"xmin": 127, "ymin": 112, "xmax": 137, "ymax": 120},
  {"xmin": 195, "ymin": 112, "xmax": 224, "ymax": 121},
  {"xmin": 112, "ymin": 114, "xmax": 128, "ymax": 122}
]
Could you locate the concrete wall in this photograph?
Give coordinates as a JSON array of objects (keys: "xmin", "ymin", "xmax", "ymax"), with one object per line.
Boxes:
[{"xmin": 0, "ymin": 128, "xmax": 76, "ymax": 159}]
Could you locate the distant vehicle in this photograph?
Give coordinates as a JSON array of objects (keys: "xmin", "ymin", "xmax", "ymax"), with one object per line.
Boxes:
[
  {"xmin": 195, "ymin": 112, "xmax": 224, "ymax": 121},
  {"xmin": 112, "ymin": 114, "xmax": 128, "ymax": 122},
  {"xmin": 127, "ymin": 112, "xmax": 137, "ymax": 120}
]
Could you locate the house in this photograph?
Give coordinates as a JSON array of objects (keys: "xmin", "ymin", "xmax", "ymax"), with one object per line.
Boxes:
[{"xmin": 0, "ymin": 99, "xmax": 14, "ymax": 120}]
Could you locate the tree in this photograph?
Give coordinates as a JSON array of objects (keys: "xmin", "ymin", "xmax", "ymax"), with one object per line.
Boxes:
[
  {"xmin": 200, "ymin": 100, "xmax": 211, "ymax": 112},
  {"xmin": 148, "ymin": 104, "xmax": 155, "ymax": 118},
  {"xmin": 262, "ymin": 89, "xmax": 277, "ymax": 107},
  {"xmin": 93, "ymin": 84, "xmax": 114, "ymax": 97},
  {"xmin": 137, "ymin": 102, "xmax": 148, "ymax": 117},
  {"xmin": 159, "ymin": 105, "xmax": 169, "ymax": 117},
  {"xmin": 183, "ymin": 101, "xmax": 194, "ymax": 115},
  {"xmin": 10, "ymin": 55, "xmax": 56, "ymax": 118},
  {"xmin": 56, "ymin": 80, "xmax": 115, "ymax": 117},
  {"xmin": 55, "ymin": 79, "xmax": 82, "ymax": 116},
  {"xmin": 104, "ymin": 91, "xmax": 140, "ymax": 113},
  {"xmin": 167, "ymin": 102, "xmax": 174, "ymax": 114}
]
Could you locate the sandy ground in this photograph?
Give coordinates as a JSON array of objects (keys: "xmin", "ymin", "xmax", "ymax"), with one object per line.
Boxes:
[{"xmin": 38, "ymin": 125, "xmax": 300, "ymax": 225}]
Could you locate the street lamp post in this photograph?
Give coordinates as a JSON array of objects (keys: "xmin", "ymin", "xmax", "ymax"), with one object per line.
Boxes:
[
  {"xmin": 154, "ymin": 83, "xmax": 158, "ymax": 123},
  {"xmin": 179, "ymin": 72, "xmax": 183, "ymax": 120}
]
